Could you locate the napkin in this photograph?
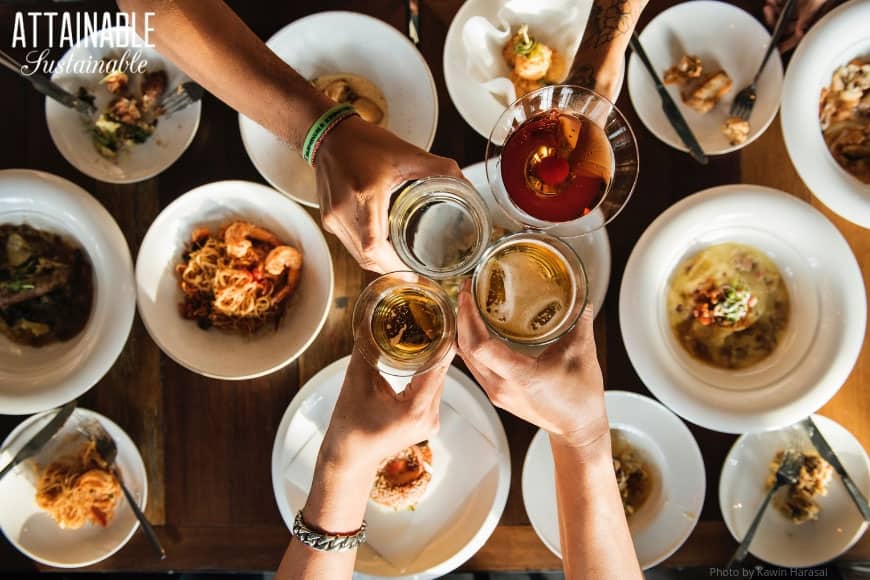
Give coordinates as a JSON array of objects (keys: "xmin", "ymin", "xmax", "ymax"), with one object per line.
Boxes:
[
  {"xmin": 462, "ymin": 0, "xmax": 591, "ymax": 107},
  {"xmin": 284, "ymin": 399, "xmax": 497, "ymax": 572}
]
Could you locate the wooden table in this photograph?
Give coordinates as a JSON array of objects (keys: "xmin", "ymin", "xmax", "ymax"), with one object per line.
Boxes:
[{"xmin": 0, "ymin": 0, "xmax": 867, "ymax": 573}]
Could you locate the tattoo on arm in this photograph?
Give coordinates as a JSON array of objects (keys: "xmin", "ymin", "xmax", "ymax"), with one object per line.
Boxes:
[
  {"xmin": 581, "ymin": 0, "xmax": 634, "ymax": 50},
  {"xmin": 571, "ymin": 63, "xmax": 596, "ymax": 89}
]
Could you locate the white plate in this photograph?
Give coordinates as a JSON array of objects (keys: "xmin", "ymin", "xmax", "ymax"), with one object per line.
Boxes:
[
  {"xmin": 271, "ymin": 356, "xmax": 511, "ymax": 579},
  {"xmin": 462, "ymin": 161, "xmax": 611, "ymax": 316},
  {"xmin": 781, "ymin": 0, "xmax": 870, "ymax": 228},
  {"xmin": 620, "ymin": 184, "xmax": 866, "ymax": 434},
  {"xmin": 720, "ymin": 415, "xmax": 870, "ymax": 567},
  {"xmin": 444, "ymin": 0, "xmax": 625, "ymax": 139},
  {"xmin": 0, "ymin": 170, "xmax": 135, "ymax": 415},
  {"xmin": 239, "ymin": 11, "xmax": 438, "ymax": 208},
  {"xmin": 628, "ymin": 1, "xmax": 783, "ymax": 155},
  {"xmin": 135, "ymin": 180, "xmax": 334, "ymax": 380},
  {"xmin": 0, "ymin": 407, "xmax": 147, "ymax": 568},
  {"xmin": 521, "ymin": 391, "xmax": 705, "ymax": 568},
  {"xmin": 46, "ymin": 26, "xmax": 201, "ymax": 184}
]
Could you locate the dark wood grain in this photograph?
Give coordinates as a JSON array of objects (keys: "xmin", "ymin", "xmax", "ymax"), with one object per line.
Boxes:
[{"xmin": 0, "ymin": 0, "xmax": 867, "ymax": 574}]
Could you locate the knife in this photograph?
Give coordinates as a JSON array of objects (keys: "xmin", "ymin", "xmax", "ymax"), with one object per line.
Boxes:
[
  {"xmin": 0, "ymin": 49, "xmax": 95, "ymax": 116},
  {"xmin": 802, "ymin": 417, "xmax": 870, "ymax": 521},
  {"xmin": 408, "ymin": 0, "xmax": 420, "ymax": 45},
  {"xmin": 629, "ymin": 33, "xmax": 708, "ymax": 165},
  {"xmin": 0, "ymin": 401, "xmax": 76, "ymax": 482}
]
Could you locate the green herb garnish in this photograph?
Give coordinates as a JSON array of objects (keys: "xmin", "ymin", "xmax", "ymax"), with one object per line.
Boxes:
[
  {"xmin": 514, "ymin": 25, "xmax": 537, "ymax": 57},
  {"xmin": 0, "ymin": 280, "xmax": 35, "ymax": 293}
]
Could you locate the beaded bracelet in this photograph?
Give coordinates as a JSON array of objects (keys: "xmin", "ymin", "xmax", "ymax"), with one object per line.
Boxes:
[{"xmin": 301, "ymin": 103, "xmax": 359, "ymax": 167}]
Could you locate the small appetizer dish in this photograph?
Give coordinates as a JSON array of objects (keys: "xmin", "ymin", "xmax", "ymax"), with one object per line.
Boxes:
[
  {"xmin": 46, "ymin": 26, "xmax": 200, "ymax": 184},
  {"xmin": 720, "ymin": 415, "xmax": 870, "ymax": 567},
  {"xmin": 0, "ymin": 407, "xmax": 147, "ymax": 567},
  {"xmin": 627, "ymin": 1, "xmax": 783, "ymax": 154},
  {"xmin": 136, "ymin": 180, "xmax": 332, "ymax": 380}
]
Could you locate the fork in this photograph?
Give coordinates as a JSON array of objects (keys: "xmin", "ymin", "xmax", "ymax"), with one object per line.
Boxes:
[
  {"xmin": 160, "ymin": 81, "xmax": 203, "ymax": 116},
  {"xmin": 86, "ymin": 421, "xmax": 166, "ymax": 560},
  {"xmin": 726, "ymin": 450, "xmax": 803, "ymax": 568},
  {"xmin": 730, "ymin": 0, "xmax": 797, "ymax": 121}
]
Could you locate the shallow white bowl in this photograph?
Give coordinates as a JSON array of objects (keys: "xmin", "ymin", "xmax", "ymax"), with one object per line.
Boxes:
[
  {"xmin": 0, "ymin": 170, "xmax": 135, "ymax": 415},
  {"xmin": 522, "ymin": 390, "xmax": 705, "ymax": 569},
  {"xmin": 720, "ymin": 415, "xmax": 870, "ymax": 567},
  {"xmin": 239, "ymin": 11, "xmax": 438, "ymax": 208},
  {"xmin": 0, "ymin": 407, "xmax": 147, "ymax": 568},
  {"xmin": 444, "ymin": 0, "xmax": 625, "ymax": 139},
  {"xmin": 628, "ymin": 1, "xmax": 783, "ymax": 155},
  {"xmin": 781, "ymin": 0, "xmax": 870, "ymax": 228},
  {"xmin": 46, "ymin": 26, "xmax": 201, "ymax": 184},
  {"xmin": 135, "ymin": 180, "xmax": 334, "ymax": 379},
  {"xmin": 620, "ymin": 184, "xmax": 866, "ymax": 433},
  {"xmin": 461, "ymin": 161, "xmax": 611, "ymax": 317},
  {"xmin": 271, "ymin": 356, "xmax": 511, "ymax": 579}
]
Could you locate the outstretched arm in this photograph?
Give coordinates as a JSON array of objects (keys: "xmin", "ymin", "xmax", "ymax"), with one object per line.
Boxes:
[{"xmin": 567, "ymin": 0, "xmax": 650, "ymax": 100}]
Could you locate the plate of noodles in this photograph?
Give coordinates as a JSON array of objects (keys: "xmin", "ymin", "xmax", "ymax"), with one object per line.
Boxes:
[
  {"xmin": 136, "ymin": 180, "xmax": 333, "ymax": 379},
  {"xmin": 0, "ymin": 407, "xmax": 146, "ymax": 567}
]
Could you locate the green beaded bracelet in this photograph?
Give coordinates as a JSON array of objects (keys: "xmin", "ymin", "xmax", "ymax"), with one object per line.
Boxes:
[{"xmin": 301, "ymin": 103, "xmax": 358, "ymax": 166}]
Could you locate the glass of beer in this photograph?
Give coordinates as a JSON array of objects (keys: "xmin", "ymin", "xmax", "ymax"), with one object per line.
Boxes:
[
  {"xmin": 485, "ymin": 85, "xmax": 639, "ymax": 237},
  {"xmin": 353, "ymin": 272, "xmax": 456, "ymax": 377},
  {"xmin": 472, "ymin": 231, "xmax": 588, "ymax": 346}
]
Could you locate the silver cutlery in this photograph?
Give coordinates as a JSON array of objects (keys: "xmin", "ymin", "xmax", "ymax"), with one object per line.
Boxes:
[
  {"xmin": 0, "ymin": 49, "xmax": 96, "ymax": 116},
  {"xmin": 730, "ymin": 0, "xmax": 797, "ymax": 121},
  {"xmin": 85, "ymin": 420, "xmax": 166, "ymax": 560},
  {"xmin": 801, "ymin": 417, "xmax": 870, "ymax": 521},
  {"xmin": 629, "ymin": 32, "xmax": 708, "ymax": 165},
  {"xmin": 726, "ymin": 449, "xmax": 803, "ymax": 568},
  {"xmin": 408, "ymin": 0, "xmax": 421, "ymax": 45},
  {"xmin": 160, "ymin": 81, "xmax": 203, "ymax": 117},
  {"xmin": 0, "ymin": 401, "xmax": 76, "ymax": 482}
]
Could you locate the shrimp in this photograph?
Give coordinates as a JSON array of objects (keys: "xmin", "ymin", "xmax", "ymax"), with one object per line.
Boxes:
[
  {"xmin": 223, "ymin": 221, "xmax": 283, "ymax": 258},
  {"xmin": 265, "ymin": 245, "xmax": 303, "ymax": 305}
]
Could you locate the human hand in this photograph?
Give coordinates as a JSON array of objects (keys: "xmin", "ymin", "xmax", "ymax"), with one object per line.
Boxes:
[
  {"xmin": 314, "ymin": 116, "xmax": 462, "ymax": 273},
  {"xmin": 319, "ymin": 347, "xmax": 452, "ymax": 472},
  {"xmin": 764, "ymin": 0, "xmax": 839, "ymax": 52},
  {"xmin": 456, "ymin": 282, "xmax": 607, "ymax": 449}
]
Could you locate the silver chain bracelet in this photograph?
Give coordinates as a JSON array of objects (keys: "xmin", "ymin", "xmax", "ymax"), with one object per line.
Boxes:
[{"xmin": 291, "ymin": 510, "xmax": 367, "ymax": 552}]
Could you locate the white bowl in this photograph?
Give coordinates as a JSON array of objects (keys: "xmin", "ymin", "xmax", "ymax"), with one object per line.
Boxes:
[
  {"xmin": 720, "ymin": 415, "xmax": 870, "ymax": 567},
  {"xmin": 0, "ymin": 407, "xmax": 147, "ymax": 568},
  {"xmin": 522, "ymin": 391, "xmax": 705, "ymax": 569},
  {"xmin": 135, "ymin": 180, "xmax": 334, "ymax": 380},
  {"xmin": 620, "ymin": 184, "xmax": 866, "ymax": 433},
  {"xmin": 628, "ymin": 1, "xmax": 783, "ymax": 155},
  {"xmin": 46, "ymin": 26, "xmax": 201, "ymax": 184},
  {"xmin": 781, "ymin": 0, "xmax": 870, "ymax": 228},
  {"xmin": 461, "ymin": 161, "xmax": 611, "ymax": 317},
  {"xmin": 239, "ymin": 11, "xmax": 438, "ymax": 208},
  {"xmin": 272, "ymin": 356, "xmax": 511, "ymax": 579},
  {"xmin": 444, "ymin": 0, "xmax": 625, "ymax": 139},
  {"xmin": 0, "ymin": 170, "xmax": 135, "ymax": 415}
]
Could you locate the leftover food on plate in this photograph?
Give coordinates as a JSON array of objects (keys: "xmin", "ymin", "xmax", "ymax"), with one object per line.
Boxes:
[
  {"xmin": 0, "ymin": 224, "xmax": 93, "ymax": 347},
  {"xmin": 663, "ymin": 54, "xmax": 733, "ymax": 114},
  {"xmin": 312, "ymin": 73, "xmax": 388, "ymax": 127},
  {"xmin": 819, "ymin": 58, "xmax": 870, "ymax": 184},
  {"xmin": 35, "ymin": 438, "xmax": 121, "ymax": 529},
  {"xmin": 176, "ymin": 221, "xmax": 303, "ymax": 334},
  {"xmin": 502, "ymin": 25, "xmax": 566, "ymax": 98},
  {"xmin": 767, "ymin": 450, "xmax": 833, "ymax": 524},
  {"xmin": 666, "ymin": 242, "xmax": 790, "ymax": 370},
  {"xmin": 370, "ymin": 442, "xmax": 432, "ymax": 510},
  {"xmin": 87, "ymin": 68, "xmax": 168, "ymax": 158},
  {"xmin": 612, "ymin": 430, "xmax": 652, "ymax": 518},
  {"xmin": 722, "ymin": 116, "xmax": 750, "ymax": 146}
]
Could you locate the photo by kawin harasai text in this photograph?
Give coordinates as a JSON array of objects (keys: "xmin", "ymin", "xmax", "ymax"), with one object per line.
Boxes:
[
  {"xmin": 35, "ymin": 438, "xmax": 121, "ymax": 530},
  {"xmin": 176, "ymin": 221, "xmax": 303, "ymax": 334}
]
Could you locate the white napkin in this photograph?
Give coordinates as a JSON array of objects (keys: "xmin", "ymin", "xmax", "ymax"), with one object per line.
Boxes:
[
  {"xmin": 284, "ymin": 400, "xmax": 497, "ymax": 572},
  {"xmin": 462, "ymin": 0, "xmax": 591, "ymax": 107}
]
